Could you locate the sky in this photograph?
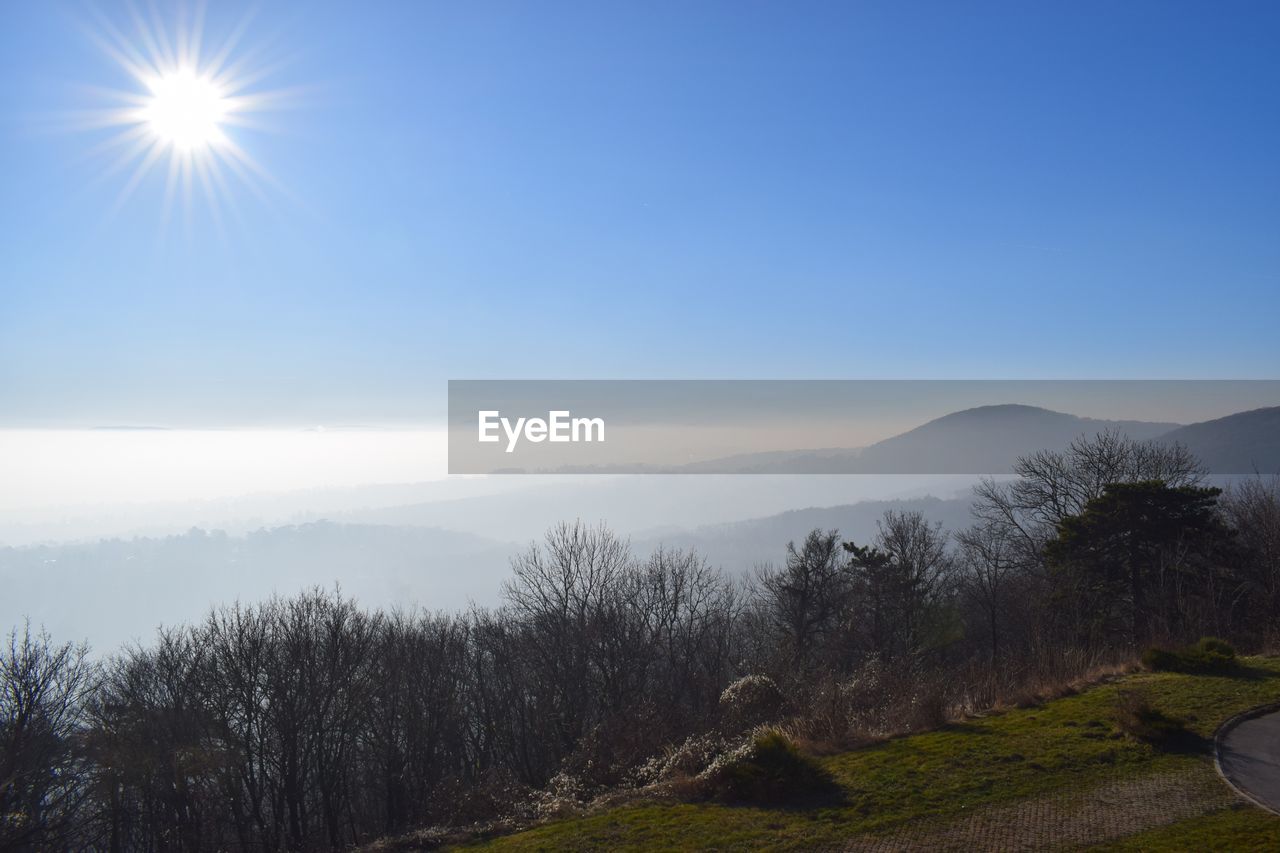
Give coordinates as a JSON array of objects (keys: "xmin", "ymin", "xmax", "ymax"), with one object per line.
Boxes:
[{"xmin": 1, "ymin": 0, "xmax": 1278, "ymax": 429}]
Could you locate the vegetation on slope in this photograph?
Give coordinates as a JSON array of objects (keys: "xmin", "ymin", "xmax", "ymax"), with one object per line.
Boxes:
[
  {"xmin": 6, "ymin": 437, "xmax": 1278, "ymax": 850},
  {"xmin": 466, "ymin": 658, "xmax": 1280, "ymax": 851}
]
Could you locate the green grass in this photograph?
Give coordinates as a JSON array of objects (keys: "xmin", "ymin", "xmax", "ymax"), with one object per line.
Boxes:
[
  {"xmin": 1096, "ymin": 805, "xmax": 1280, "ymax": 851},
  {"xmin": 466, "ymin": 659, "xmax": 1280, "ymax": 851}
]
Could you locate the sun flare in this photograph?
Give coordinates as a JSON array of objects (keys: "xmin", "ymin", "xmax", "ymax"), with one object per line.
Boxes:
[
  {"xmin": 70, "ymin": 3, "xmax": 295, "ymax": 227},
  {"xmin": 142, "ymin": 69, "xmax": 229, "ymax": 150}
]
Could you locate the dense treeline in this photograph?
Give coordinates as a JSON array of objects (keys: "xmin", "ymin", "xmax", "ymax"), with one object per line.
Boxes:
[{"xmin": 3, "ymin": 433, "xmax": 1279, "ymax": 851}]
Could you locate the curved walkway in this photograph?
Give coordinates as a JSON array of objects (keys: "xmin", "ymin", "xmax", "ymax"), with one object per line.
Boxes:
[{"xmin": 1216, "ymin": 704, "xmax": 1280, "ymax": 815}]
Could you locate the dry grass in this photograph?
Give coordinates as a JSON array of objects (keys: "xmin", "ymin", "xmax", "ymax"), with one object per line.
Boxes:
[{"xmin": 990, "ymin": 659, "xmax": 1140, "ymax": 713}]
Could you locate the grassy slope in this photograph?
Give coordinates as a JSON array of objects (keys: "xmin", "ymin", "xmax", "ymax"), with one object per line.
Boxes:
[
  {"xmin": 469, "ymin": 658, "xmax": 1280, "ymax": 851},
  {"xmin": 1096, "ymin": 807, "xmax": 1280, "ymax": 852}
]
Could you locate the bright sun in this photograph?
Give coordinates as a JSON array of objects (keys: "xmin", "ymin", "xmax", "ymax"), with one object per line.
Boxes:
[
  {"xmin": 142, "ymin": 69, "xmax": 229, "ymax": 150},
  {"xmin": 73, "ymin": 3, "xmax": 293, "ymax": 226}
]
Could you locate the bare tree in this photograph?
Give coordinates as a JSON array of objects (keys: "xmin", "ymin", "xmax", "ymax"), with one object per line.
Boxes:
[
  {"xmin": 757, "ymin": 530, "xmax": 846, "ymax": 674},
  {"xmin": 360, "ymin": 610, "xmax": 471, "ymax": 834},
  {"xmin": 972, "ymin": 430, "xmax": 1205, "ymax": 574},
  {"xmin": 956, "ymin": 521, "xmax": 1018, "ymax": 668},
  {"xmin": 639, "ymin": 547, "xmax": 739, "ymax": 732},
  {"xmin": 1, "ymin": 623, "xmax": 96, "ymax": 852},
  {"xmin": 1221, "ymin": 474, "xmax": 1280, "ymax": 644},
  {"xmin": 857, "ymin": 510, "xmax": 953, "ymax": 663},
  {"xmin": 88, "ymin": 628, "xmax": 224, "ymax": 852},
  {"xmin": 502, "ymin": 521, "xmax": 633, "ymax": 769}
]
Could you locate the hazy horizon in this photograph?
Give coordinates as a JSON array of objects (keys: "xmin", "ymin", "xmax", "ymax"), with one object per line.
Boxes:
[{"xmin": 3, "ymin": 387, "xmax": 1276, "ymax": 515}]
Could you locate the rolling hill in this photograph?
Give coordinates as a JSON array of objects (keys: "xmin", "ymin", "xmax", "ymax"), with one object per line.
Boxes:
[
  {"xmin": 850, "ymin": 404, "xmax": 1179, "ymax": 474},
  {"xmin": 1158, "ymin": 406, "xmax": 1280, "ymax": 475},
  {"xmin": 565, "ymin": 403, "xmax": 1279, "ymax": 475},
  {"xmin": 650, "ymin": 405, "xmax": 1180, "ymax": 474}
]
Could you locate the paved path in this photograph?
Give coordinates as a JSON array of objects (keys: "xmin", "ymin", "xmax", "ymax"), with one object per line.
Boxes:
[
  {"xmin": 844, "ymin": 770, "xmax": 1236, "ymax": 851},
  {"xmin": 1218, "ymin": 707, "xmax": 1280, "ymax": 814}
]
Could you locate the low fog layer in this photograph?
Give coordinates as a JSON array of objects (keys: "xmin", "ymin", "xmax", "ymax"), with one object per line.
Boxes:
[
  {"xmin": 0, "ymin": 485, "xmax": 976, "ymax": 652},
  {"xmin": 4, "ymin": 403, "xmax": 1277, "ymax": 653}
]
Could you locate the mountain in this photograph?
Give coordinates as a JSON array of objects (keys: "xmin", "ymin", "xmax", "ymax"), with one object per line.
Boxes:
[
  {"xmin": 1156, "ymin": 406, "xmax": 1280, "ymax": 474},
  {"xmin": 851, "ymin": 404, "xmax": 1179, "ymax": 474},
  {"xmin": 658, "ymin": 405, "xmax": 1179, "ymax": 475},
  {"xmin": 668, "ymin": 403, "xmax": 1280, "ymax": 476},
  {"xmin": 487, "ymin": 402, "xmax": 1280, "ymax": 476}
]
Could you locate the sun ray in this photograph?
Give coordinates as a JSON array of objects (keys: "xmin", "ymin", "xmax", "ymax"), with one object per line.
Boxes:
[
  {"xmin": 74, "ymin": 84, "xmax": 154, "ymax": 107},
  {"xmin": 216, "ymin": 137, "xmax": 295, "ymax": 205},
  {"xmin": 77, "ymin": 17, "xmax": 158, "ymax": 87},
  {"xmin": 144, "ymin": 1, "xmax": 179, "ymax": 72},
  {"xmin": 69, "ymin": 0, "xmax": 295, "ymax": 234},
  {"xmin": 206, "ymin": 156, "xmax": 245, "ymax": 230},
  {"xmin": 193, "ymin": 154, "xmax": 227, "ymax": 241},
  {"xmin": 109, "ymin": 136, "xmax": 168, "ymax": 217},
  {"xmin": 159, "ymin": 145, "xmax": 184, "ymax": 230},
  {"xmin": 212, "ymin": 143, "xmax": 272, "ymax": 208},
  {"xmin": 85, "ymin": 125, "xmax": 157, "ymax": 179},
  {"xmin": 208, "ymin": 39, "xmax": 280, "ymax": 93},
  {"xmin": 76, "ymin": 122, "xmax": 151, "ymax": 162},
  {"xmin": 181, "ymin": 148, "xmax": 197, "ymax": 241},
  {"xmin": 201, "ymin": 6, "xmax": 262, "ymax": 88},
  {"xmin": 125, "ymin": 3, "xmax": 170, "ymax": 79}
]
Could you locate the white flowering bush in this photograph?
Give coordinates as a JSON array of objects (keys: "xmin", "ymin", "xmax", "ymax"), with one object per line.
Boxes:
[
  {"xmin": 630, "ymin": 731, "xmax": 735, "ymax": 786},
  {"xmin": 718, "ymin": 674, "xmax": 786, "ymax": 732},
  {"xmin": 530, "ymin": 771, "xmax": 591, "ymax": 820}
]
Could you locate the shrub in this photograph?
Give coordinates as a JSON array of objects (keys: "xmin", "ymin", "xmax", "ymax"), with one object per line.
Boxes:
[
  {"xmin": 531, "ymin": 772, "xmax": 591, "ymax": 820},
  {"xmin": 1142, "ymin": 637, "xmax": 1237, "ymax": 674},
  {"xmin": 439, "ymin": 768, "xmax": 534, "ymax": 825},
  {"xmin": 702, "ymin": 730, "xmax": 837, "ymax": 805},
  {"xmin": 906, "ymin": 683, "xmax": 950, "ymax": 731},
  {"xmin": 798, "ymin": 660, "xmax": 953, "ymax": 739},
  {"xmin": 1113, "ymin": 689, "xmax": 1188, "ymax": 746},
  {"xmin": 631, "ymin": 732, "xmax": 733, "ymax": 786},
  {"xmin": 1195, "ymin": 636, "xmax": 1236, "ymax": 658},
  {"xmin": 718, "ymin": 675, "xmax": 787, "ymax": 733},
  {"xmin": 1141, "ymin": 647, "xmax": 1181, "ymax": 671}
]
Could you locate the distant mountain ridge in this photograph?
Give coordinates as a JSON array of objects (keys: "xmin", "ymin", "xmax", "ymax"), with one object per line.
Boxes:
[
  {"xmin": 535, "ymin": 403, "xmax": 1280, "ymax": 475},
  {"xmin": 796, "ymin": 404, "xmax": 1180, "ymax": 474},
  {"xmin": 1157, "ymin": 406, "xmax": 1280, "ymax": 475}
]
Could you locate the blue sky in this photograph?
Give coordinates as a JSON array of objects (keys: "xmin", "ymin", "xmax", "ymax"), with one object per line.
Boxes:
[{"xmin": 1, "ymin": 0, "xmax": 1278, "ymax": 427}]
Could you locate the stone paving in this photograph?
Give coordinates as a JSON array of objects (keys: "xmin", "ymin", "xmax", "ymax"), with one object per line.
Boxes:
[{"xmin": 844, "ymin": 769, "xmax": 1239, "ymax": 851}]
